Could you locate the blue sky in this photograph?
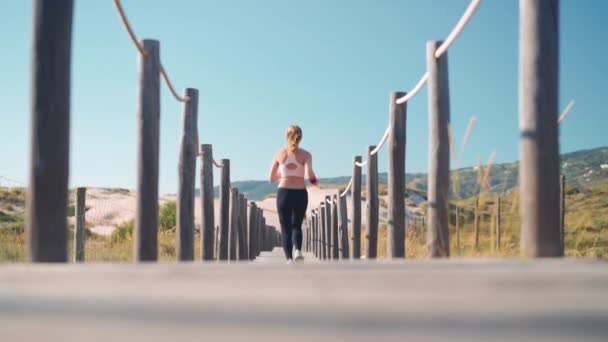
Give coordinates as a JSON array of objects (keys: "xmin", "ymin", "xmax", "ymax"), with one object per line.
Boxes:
[{"xmin": 1, "ymin": 0, "xmax": 607, "ymax": 194}]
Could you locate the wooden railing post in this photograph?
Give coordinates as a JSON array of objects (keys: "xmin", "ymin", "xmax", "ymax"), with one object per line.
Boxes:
[
  {"xmin": 352, "ymin": 156, "xmax": 362, "ymax": 259},
  {"xmin": 331, "ymin": 195, "xmax": 339, "ymax": 259},
  {"xmin": 74, "ymin": 187, "xmax": 86, "ymax": 262},
  {"xmin": 455, "ymin": 206, "xmax": 460, "ymax": 252},
  {"xmin": 519, "ymin": 0, "xmax": 561, "ymax": 257},
  {"xmin": 177, "ymin": 89, "xmax": 199, "ymax": 261},
  {"xmin": 366, "ymin": 146, "xmax": 379, "ymax": 259},
  {"xmin": 218, "ymin": 159, "xmax": 230, "ymax": 260},
  {"xmin": 200, "ymin": 144, "xmax": 215, "ymax": 261},
  {"xmin": 238, "ymin": 194, "xmax": 248, "ymax": 260},
  {"xmin": 248, "ymin": 202, "xmax": 257, "ymax": 260},
  {"xmin": 496, "ymin": 196, "xmax": 501, "ymax": 252},
  {"xmin": 320, "ymin": 203, "xmax": 327, "ymax": 260},
  {"xmin": 560, "ymin": 174, "xmax": 566, "ymax": 254},
  {"xmin": 324, "ymin": 196, "xmax": 332, "ymax": 259},
  {"xmin": 312, "ymin": 210, "xmax": 317, "ymax": 257},
  {"xmin": 229, "ymin": 188, "xmax": 240, "ymax": 261},
  {"xmin": 338, "ymin": 194, "xmax": 349, "ymax": 259},
  {"xmin": 257, "ymin": 208, "xmax": 263, "ymax": 256},
  {"xmin": 134, "ymin": 39, "xmax": 161, "ymax": 262},
  {"xmin": 426, "ymin": 40, "xmax": 451, "ymax": 258},
  {"xmin": 474, "ymin": 197, "xmax": 480, "ymax": 250},
  {"xmin": 28, "ymin": 0, "xmax": 74, "ymax": 262},
  {"xmin": 388, "ymin": 91, "xmax": 407, "ymax": 259}
]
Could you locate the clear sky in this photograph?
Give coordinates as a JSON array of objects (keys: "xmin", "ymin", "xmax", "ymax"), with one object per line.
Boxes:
[{"xmin": 1, "ymin": 0, "xmax": 607, "ymax": 194}]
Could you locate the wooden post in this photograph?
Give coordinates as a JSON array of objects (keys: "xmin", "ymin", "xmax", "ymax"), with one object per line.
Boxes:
[
  {"xmin": 248, "ymin": 202, "xmax": 257, "ymax": 260},
  {"xmin": 74, "ymin": 187, "xmax": 86, "ymax": 262},
  {"xmin": 214, "ymin": 225, "xmax": 219, "ymax": 260},
  {"xmin": 238, "ymin": 195, "xmax": 248, "ymax": 260},
  {"xmin": 496, "ymin": 196, "xmax": 501, "ymax": 252},
  {"xmin": 320, "ymin": 203, "xmax": 327, "ymax": 259},
  {"xmin": 324, "ymin": 196, "xmax": 333, "ymax": 259},
  {"xmin": 388, "ymin": 91, "xmax": 407, "ymax": 259},
  {"xmin": 366, "ymin": 146, "xmax": 379, "ymax": 259},
  {"xmin": 338, "ymin": 194, "xmax": 350, "ymax": 259},
  {"xmin": 134, "ymin": 39, "xmax": 161, "ymax": 262},
  {"xmin": 426, "ymin": 40, "xmax": 451, "ymax": 258},
  {"xmin": 200, "ymin": 144, "xmax": 214, "ymax": 261},
  {"xmin": 262, "ymin": 217, "xmax": 267, "ymax": 251},
  {"xmin": 28, "ymin": 0, "xmax": 74, "ymax": 262},
  {"xmin": 331, "ymin": 195, "xmax": 339, "ymax": 259},
  {"xmin": 560, "ymin": 174, "xmax": 566, "ymax": 254},
  {"xmin": 257, "ymin": 208, "xmax": 263, "ymax": 256},
  {"xmin": 177, "ymin": 89, "xmax": 199, "ymax": 262},
  {"xmin": 455, "ymin": 206, "xmax": 460, "ymax": 252},
  {"xmin": 474, "ymin": 197, "xmax": 480, "ymax": 250},
  {"xmin": 229, "ymin": 188, "xmax": 239, "ymax": 261},
  {"xmin": 218, "ymin": 159, "xmax": 230, "ymax": 260},
  {"xmin": 352, "ymin": 156, "xmax": 362, "ymax": 259},
  {"xmin": 519, "ymin": 0, "xmax": 561, "ymax": 257},
  {"xmin": 313, "ymin": 211, "xmax": 318, "ymax": 257}
]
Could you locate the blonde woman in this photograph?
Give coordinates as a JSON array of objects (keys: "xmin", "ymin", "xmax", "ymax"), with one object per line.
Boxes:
[{"xmin": 268, "ymin": 125, "xmax": 318, "ymax": 263}]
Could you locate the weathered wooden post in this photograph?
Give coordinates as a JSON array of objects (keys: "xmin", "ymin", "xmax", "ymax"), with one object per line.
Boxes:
[
  {"xmin": 200, "ymin": 144, "xmax": 215, "ymax": 261},
  {"xmin": 229, "ymin": 188, "xmax": 239, "ymax": 261},
  {"xmin": 176, "ymin": 89, "xmax": 199, "ymax": 261},
  {"xmin": 238, "ymin": 194, "xmax": 248, "ymax": 260},
  {"xmin": 324, "ymin": 196, "xmax": 333, "ymax": 259},
  {"xmin": 560, "ymin": 174, "xmax": 566, "ymax": 253},
  {"xmin": 338, "ymin": 194, "xmax": 350, "ymax": 259},
  {"xmin": 519, "ymin": 0, "xmax": 561, "ymax": 257},
  {"xmin": 134, "ymin": 39, "xmax": 161, "ymax": 262},
  {"xmin": 320, "ymin": 203, "xmax": 327, "ymax": 259},
  {"xmin": 313, "ymin": 210, "xmax": 318, "ymax": 257},
  {"xmin": 74, "ymin": 187, "xmax": 86, "ymax": 262},
  {"xmin": 474, "ymin": 197, "xmax": 480, "ymax": 250},
  {"xmin": 366, "ymin": 146, "xmax": 379, "ymax": 259},
  {"xmin": 218, "ymin": 159, "xmax": 230, "ymax": 260},
  {"xmin": 455, "ymin": 206, "xmax": 460, "ymax": 252},
  {"xmin": 214, "ymin": 225, "xmax": 219, "ymax": 260},
  {"xmin": 248, "ymin": 202, "xmax": 257, "ymax": 260},
  {"xmin": 28, "ymin": 0, "xmax": 74, "ymax": 262},
  {"xmin": 426, "ymin": 40, "xmax": 451, "ymax": 258},
  {"xmin": 352, "ymin": 156, "xmax": 362, "ymax": 259},
  {"xmin": 257, "ymin": 208, "xmax": 263, "ymax": 256},
  {"xmin": 388, "ymin": 91, "xmax": 407, "ymax": 259},
  {"xmin": 331, "ymin": 195, "xmax": 339, "ymax": 259},
  {"xmin": 496, "ymin": 196, "xmax": 501, "ymax": 252}
]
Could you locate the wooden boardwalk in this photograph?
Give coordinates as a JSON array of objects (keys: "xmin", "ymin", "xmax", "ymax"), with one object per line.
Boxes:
[{"xmin": 1, "ymin": 248, "xmax": 607, "ymax": 341}]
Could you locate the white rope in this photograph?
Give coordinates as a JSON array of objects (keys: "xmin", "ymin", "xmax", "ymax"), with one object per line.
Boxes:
[
  {"xmin": 326, "ymin": 198, "xmax": 333, "ymax": 205},
  {"xmin": 434, "ymin": 0, "xmax": 482, "ymax": 59},
  {"xmin": 212, "ymin": 159, "xmax": 224, "ymax": 168},
  {"xmin": 558, "ymin": 99, "xmax": 575, "ymax": 124},
  {"xmin": 355, "ymin": 161, "xmax": 367, "ymax": 168},
  {"xmin": 370, "ymin": 126, "xmax": 390, "ymax": 156},
  {"xmin": 395, "ymin": 72, "xmax": 429, "ymax": 104},
  {"xmin": 340, "ymin": 177, "xmax": 353, "ymax": 197}
]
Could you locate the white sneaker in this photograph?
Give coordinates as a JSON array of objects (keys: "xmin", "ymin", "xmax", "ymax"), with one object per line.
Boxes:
[
  {"xmin": 286, "ymin": 259, "xmax": 293, "ymax": 265},
  {"xmin": 294, "ymin": 250, "xmax": 304, "ymax": 262}
]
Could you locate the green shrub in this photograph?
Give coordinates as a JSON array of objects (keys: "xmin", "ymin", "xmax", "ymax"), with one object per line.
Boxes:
[
  {"xmin": 111, "ymin": 220, "xmax": 134, "ymax": 243},
  {"xmin": 565, "ymin": 185, "xmax": 580, "ymax": 195},
  {"xmin": 159, "ymin": 201, "xmax": 176, "ymax": 231}
]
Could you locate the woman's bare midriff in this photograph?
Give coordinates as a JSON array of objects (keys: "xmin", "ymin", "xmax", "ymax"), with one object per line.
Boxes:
[{"xmin": 279, "ymin": 176, "xmax": 307, "ymax": 190}]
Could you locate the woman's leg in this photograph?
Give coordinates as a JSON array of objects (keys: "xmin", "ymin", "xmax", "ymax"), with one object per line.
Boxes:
[
  {"xmin": 276, "ymin": 188, "xmax": 294, "ymax": 259},
  {"xmin": 291, "ymin": 190, "xmax": 309, "ymax": 251}
]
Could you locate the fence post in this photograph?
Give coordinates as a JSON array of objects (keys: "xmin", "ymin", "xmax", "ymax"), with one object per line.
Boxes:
[
  {"xmin": 219, "ymin": 159, "xmax": 230, "ymax": 260},
  {"xmin": 176, "ymin": 88, "xmax": 198, "ymax": 262},
  {"xmin": 366, "ymin": 146, "xmax": 379, "ymax": 259},
  {"xmin": 331, "ymin": 195, "xmax": 339, "ymax": 259},
  {"xmin": 199, "ymin": 144, "xmax": 215, "ymax": 261},
  {"xmin": 338, "ymin": 194, "xmax": 349, "ymax": 259},
  {"xmin": 426, "ymin": 40, "xmax": 451, "ymax": 258},
  {"xmin": 324, "ymin": 196, "xmax": 332, "ymax": 259},
  {"xmin": 257, "ymin": 208, "xmax": 263, "ymax": 256},
  {"xmin": 229, "ymin": 188, "xmax": 239, "ymax": 261},
  {"xmin": 519, "ymin": 0, "xmax": 561, "ymax": 257},
  {"xmin": 388, "ymin": 91, "xmax": 407, "ymax": 259},
  {"xmin": 28, "ymin": 0, "xmax": 74, "ymax": 262},
  {"xmin": 214, "ymin": 225, "xmax": 219, "ymax": 260},
  {"xmin": 352, "ymin": 156, "xmax": 362, "ymax": 259},
  {"xmin": 238, "ymin": 194, "xmax": 248, "ymax": 260},
  {"xmin": 474, "ymin": 197, "xmax": 480, "ymax": 250},
  {"xmin": 74, "ymin": 187, "xmax": 86, "ymax": 262},
  {"xmin": 560, "ymin": 174, "xmax": 566, "ymax": 254},
  {"xmin": 496, "ymin": 196, "xmax": 501, "ymax": 252},
  {"xmin": 320, "ymin": 203, "xmax": 327, "ymax": 259},
  {"xmin": 134, "ymin": 39, "xmax": 161, "ymax": 262},
  {"xmin": 248, "ymin": 202, "xmax": 257, "ymax": 260},
  {"xmin": 312, "ymin": 210, "xmax": 318, "ymax": 257},
  {"xmin": 455, "ymin": 206, "xmax": 460, "ymax": 252}
]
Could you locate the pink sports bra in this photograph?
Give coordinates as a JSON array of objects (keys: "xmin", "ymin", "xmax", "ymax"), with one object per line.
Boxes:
[{"xmin": 279, "ymin": 154, "xmax": 306, "ymax": 178}]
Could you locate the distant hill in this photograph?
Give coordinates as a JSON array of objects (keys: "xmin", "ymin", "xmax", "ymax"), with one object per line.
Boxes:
[{"xmin": 206, "ymin": 146, "xmax": 608, "ymax": 200}]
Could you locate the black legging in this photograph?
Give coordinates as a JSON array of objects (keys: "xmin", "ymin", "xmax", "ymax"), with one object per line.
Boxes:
[{"xmin": 276, "ymin": 188, "xmax": 308, "ymax": 259}]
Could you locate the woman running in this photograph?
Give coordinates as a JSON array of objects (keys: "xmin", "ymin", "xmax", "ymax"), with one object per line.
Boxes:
[{"xmin": 268, "ymin": 125, "xmax": 318, "ymax": 263}]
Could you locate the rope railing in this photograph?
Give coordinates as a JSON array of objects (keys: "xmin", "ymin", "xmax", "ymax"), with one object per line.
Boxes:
[
  {"xmin": 113, "ymin": 0, "xmax": 189, "ymax": 103},
  {"xmin": 434, "ymin": 0, "xmax": 482, "ymax": 59},
  {"xmin": 340, "ymin": 177, "xmax": 353, "ymax": 197},
  {"xmin": 370, "ymin": 126, "xmax": 390, "ymax": 156},
  {"xmin": 395, "ymin": 72, "xmax": 429, "ymax": 104},
  {"xmin": 212, "ymin": 159, "xmax": 224, "ymax": 168},
  {"xmin": 558, "ymin": 99, "xmax": 576, "ymax": 124},
  {"xmin": 355, "ymin": 160, "xmax": 367, "ymax": 168}
]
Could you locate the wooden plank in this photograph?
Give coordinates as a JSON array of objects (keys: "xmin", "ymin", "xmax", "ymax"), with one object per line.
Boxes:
[
  {"xmin": 248, "ymin": 202, "xmax": 257, "ymax": 260},
  {"xmin": 338, "ymin": 194, "xmax": 349, "ymax": 259},
  {"xmin": 28, "ymin": 0, "xmax": 74, "ymax": 262},
  {"xmin": 366, "ymin": 146, "xmax": 379, "ymax": 259},
  {"xmin": 519, "ymin": 0, "xmax": 561, "ymax": 257},
  {"xmin": 200, "ymin": 144, "xmax": 214, "ymax": 261},
  {"xmin": 352, "ymin": 156, "xmax": 362, "ymax": 259},
  {"xmin": 218, "ymin": 160, "xmax": 230, "ymax": 260},
  {"xmin": 74, "ymin": 187, "xmax": 86, "ymax": 262},
  {"xmin": 177, "ymin": 89, "xmax": 199, "ymax": 261},
  {"xmin": 387, "ymin": 91, "xmax": 407, "ymax": 259},
  {"xmin": 135, "ymin": 39, "xmax": 161, "ymax": 262}
]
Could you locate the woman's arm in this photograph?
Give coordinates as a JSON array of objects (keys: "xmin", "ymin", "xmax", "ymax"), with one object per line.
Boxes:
[
  {"xmin": 268, "ymin": 156, "xmax": 281, "ymax": 184},
  {"xmin": 305, "ymin": 153, "xmax": 318, "ymax": 186}
]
